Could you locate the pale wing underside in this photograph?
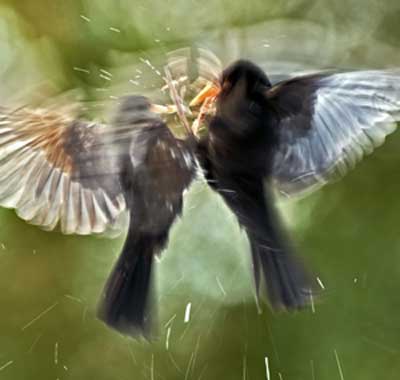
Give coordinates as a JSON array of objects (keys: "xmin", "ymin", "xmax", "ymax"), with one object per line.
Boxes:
[
  {"xmin": 271, "ymin": 70, "xmax": 400, "ymax": 197},
  {"xmin": 0, "ymin": 108, "xmax": 127, "ymax": 235}
]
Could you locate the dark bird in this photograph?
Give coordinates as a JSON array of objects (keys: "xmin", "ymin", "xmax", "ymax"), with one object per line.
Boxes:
[
  {"xmin": 191, "ymin": 59, "xmax": 400, "ymax": 309},
  {"xmin": 0, "ymin": 54, "xmax": 400, "ymax": 336}
]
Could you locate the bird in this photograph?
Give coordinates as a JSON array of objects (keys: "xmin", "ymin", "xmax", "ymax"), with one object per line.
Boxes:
[
  {"xmin": 0, "ymin": 95, "xmax": 196, "ymax": 336},
  {"xmin": 1, "ymin": 53, "xmax": 400, "ymax": 336},
  {"xmin": 190, "ymin": 59, "xmax": 400, "ymax": 309}
]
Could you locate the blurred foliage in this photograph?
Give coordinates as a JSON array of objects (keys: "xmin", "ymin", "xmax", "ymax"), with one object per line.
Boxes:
[{"xmin": 1, "ymin": 0, "xmax": 400, "ymax": 379}]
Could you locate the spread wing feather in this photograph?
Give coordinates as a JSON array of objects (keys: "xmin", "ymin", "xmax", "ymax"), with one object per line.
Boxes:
[
  {"xmin": 268, "ymin": 70, "xmax": 400, "ymax": 197},
  {"xmin": 0, "ymin": 107, "xmax": 127, "ymax": 235}
]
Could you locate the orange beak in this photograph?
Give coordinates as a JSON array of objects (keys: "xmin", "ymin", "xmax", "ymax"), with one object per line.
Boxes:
[{"xmin": 189, "ymin": 82, "xmax": 220, "ymax": 107}]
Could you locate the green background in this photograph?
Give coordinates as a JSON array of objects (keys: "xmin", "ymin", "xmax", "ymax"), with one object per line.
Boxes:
[{"xmin": 1, "ymin": 0, "xmax": 400, "ymax": 379}]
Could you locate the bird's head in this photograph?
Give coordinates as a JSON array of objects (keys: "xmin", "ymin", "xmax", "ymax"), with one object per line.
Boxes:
[
  {"xmin": 113, "ymin": 95, "xmax": 176, "ymax": 127},
  {"xmin": 219, "ymin": 59, "xmax": 271, "ymax": 100},
  {"xmin": 190, "ymin": 60, "xmax": 271, "ymax": 106},
  {"xmin": 190, "ymin": 60, "xmax": 271, "ymax": 135}
]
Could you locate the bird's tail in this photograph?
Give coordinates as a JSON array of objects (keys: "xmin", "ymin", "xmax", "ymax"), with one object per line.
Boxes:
[
  {"xmin": 97, "ymin": 231, "xmax": 166, "ymax": 336},
  {"xmin": 237, "ymin": 185, "xmax": 314, "ymax": 310},
  {"xmin": 249, "ymin": 234, "xmax": 313, "ymax": 310}
]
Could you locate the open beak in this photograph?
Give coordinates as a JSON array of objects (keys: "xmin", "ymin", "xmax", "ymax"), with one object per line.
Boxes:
[{"xmin": 189, "ymin": 82, "xmax": 220, "ymax": 107}]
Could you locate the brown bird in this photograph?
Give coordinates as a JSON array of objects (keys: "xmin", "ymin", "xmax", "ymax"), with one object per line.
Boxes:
[{"xmin": 0, "ymin": 96, "xmax": 196, "ymax": 335}]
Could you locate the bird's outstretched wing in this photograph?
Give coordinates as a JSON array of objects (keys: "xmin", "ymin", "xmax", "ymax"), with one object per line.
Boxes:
[
  {"xmin": 0, "ymin": 104, "xmax": 133, "ymax": 235},
  {"xmin": 267, "ymin": 70, "xmax": 400, "ymax": 197}
]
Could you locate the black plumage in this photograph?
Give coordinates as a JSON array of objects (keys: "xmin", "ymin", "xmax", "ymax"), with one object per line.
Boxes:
[
  {"xmin": 197, "ymin": 60, "xmax": 313, "ymax": 308},
  {"xmin": 195, "ymin": 60, "xmax": 400, "ymax": 308}
]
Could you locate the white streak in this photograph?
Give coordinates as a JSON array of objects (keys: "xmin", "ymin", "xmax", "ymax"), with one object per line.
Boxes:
[
  {"xmin": 164, "ymin": 314, "xmax": 176, "ymax": 328},
  {"xmin": 73, "ymin": 67, "xmax": 90, "ymax": 74},
  {"xmin": 0, "ymin": 361, "xmax": 13, "ymax": 371},
  {"xmin": 109, "ymin": 27, "xmax": 121, "ymax": 33},
  {"xmin": 64, "ymin": 294, "xmax": 83, "ymax": 303},
  {"xmin": 334, "ymin": 349, "xmax": 345, "ymax": 380},
  {"xmin": 28, "ymin": 333, "xmax": 43, "ymax": 353},
  {"xmin": 316, "ymin": 277, "xmax": 325, "ymax": 290},
  {"xmin": 127, "ymin": 343, "xmax": 137, "ymax": 365},
  {"xmin": 80, "ymin": 15, "xmax": 91, "ymax": 22},
  {"xmin": 264, "ymin": 357, "xmax": 270, "ymax": 380},
  {"xmin": 166, "ymin": 327, "xmax": 171, "ymax": 350},
  {"xmin": 184, "ymin": 352, "xmax": 194, "ymax": 380},
  {"xmin": 99, "ymin": 74, "xmax": 112, "ymax": 81},
  {"xmin": 184, "ymin": 302, "xmax": 192, "ymax": 323},
  {"xmin": 216, "ymin": 276, "xmax": 226, "ymax": 296},
  {"xmin": 310, "ymin": 292, "xmax": 315, "ymax": 314},
  {"xmin": 99, "ymin": 69, "xmax": 112, "ymax": 77},
  {"xmin": 150, "ymin": 354, "xmax": 154, "ymax": 380},
  {"xmin": 21, "ymin": 302, "xmax": 58, "ymax": 330},
  {"xmin": 54, "ymin": 342, "xmax": 58, "ymax": 365}
]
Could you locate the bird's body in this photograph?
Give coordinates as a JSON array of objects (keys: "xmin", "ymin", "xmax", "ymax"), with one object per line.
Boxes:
[
  {"xmin": 1, "ymin": 54, "xmax": 400, "ymax": 336},
  {"xmin": 197, "ymin": 61, "xmax": 312, "ymax": 308},
  {"xmin": 97, "ymin": 97, "xmax": 195, "ymax": 334}
]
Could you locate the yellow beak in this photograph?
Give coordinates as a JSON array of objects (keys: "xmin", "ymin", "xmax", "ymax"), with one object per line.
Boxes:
[{"xmin": 189, "ymin": 82, "xmax": 220, "ymax": 107}]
